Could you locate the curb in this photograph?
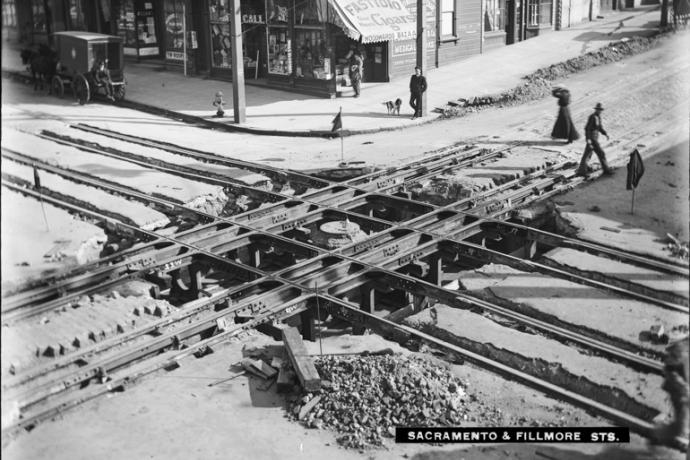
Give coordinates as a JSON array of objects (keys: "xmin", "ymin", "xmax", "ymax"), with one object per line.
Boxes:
[{"xmin": 2, "ymin": 67, "xmax": 442, "ymax": 139}]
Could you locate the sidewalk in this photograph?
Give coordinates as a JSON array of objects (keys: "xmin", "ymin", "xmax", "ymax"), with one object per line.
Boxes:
[{"xmin": 2, "ymin": 7, "xmax": 661, "ymax": 136}]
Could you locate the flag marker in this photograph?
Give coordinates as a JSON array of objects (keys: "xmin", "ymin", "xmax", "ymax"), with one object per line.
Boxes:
[{"xmin": 626, "ymin": 149, "xmax": 645, "ymax": 215}]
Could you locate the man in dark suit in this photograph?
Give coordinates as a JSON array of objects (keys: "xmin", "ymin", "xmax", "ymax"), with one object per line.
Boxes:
[
  {"xmin": 576, "ymin": 102, "xmax": 613, "ymax": 176},
  {"xmin": 409, "ymin": 66, "xmax": 427, "ymax": 119}
]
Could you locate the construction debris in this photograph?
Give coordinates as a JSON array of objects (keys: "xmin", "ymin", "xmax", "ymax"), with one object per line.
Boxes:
[
  {"xmin": 287, "ymin": 354, "xmax": 467, "ymax": 449},
  {"xmin": 240, "ymin": 358, "xmax": 277, "ymax": 380},
  {"xmin": 664, "ymin": 233, "xmax": 689, "ymax": 260}
]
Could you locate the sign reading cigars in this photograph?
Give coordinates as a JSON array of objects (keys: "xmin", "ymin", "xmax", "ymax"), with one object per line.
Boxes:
[{"xmin": 337, "ymin": 0, "xmax": 416, "ymax": 43}]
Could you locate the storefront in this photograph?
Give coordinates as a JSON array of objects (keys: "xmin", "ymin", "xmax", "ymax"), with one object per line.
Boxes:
[
  {"xmin": 208, "ymin": 0, "xmax": 266, "ymax": 79},
  {"xmin": 115, "ymin": 0, "xmax": 161, "ymax": 58},
  {"xmin": 263, "ymin": 0, "xmax": 422, "ymax": 97}
]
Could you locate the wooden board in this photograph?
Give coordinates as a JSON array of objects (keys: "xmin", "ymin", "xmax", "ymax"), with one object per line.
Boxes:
[{"xmin": 281, "ymin": 326, "xmax": 320, "ymax": 392}]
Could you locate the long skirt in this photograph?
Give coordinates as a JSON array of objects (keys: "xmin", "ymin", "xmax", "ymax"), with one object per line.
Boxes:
[{"xmin": 551, "ymin": 106, "xmax": 580, "ymax": 142}]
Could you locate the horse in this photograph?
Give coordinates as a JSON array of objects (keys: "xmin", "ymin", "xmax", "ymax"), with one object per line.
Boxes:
[{"xmin": 20, "ymin": 44, "xmax": 58, "ymax": 93}]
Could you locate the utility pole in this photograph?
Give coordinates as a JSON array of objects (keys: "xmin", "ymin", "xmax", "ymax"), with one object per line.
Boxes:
[
  {"xmin": 416, "ymin": 0, "xmax": 427, "ymax": 117},
  {"xmin": 230, "ymin": 0, "xmax": 246, "ymax": 123}
]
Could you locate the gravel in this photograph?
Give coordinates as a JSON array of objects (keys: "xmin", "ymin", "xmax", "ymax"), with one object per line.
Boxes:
[{"xmin": 287, "ymin": 354, "xmax": 471, "ymax": 449}]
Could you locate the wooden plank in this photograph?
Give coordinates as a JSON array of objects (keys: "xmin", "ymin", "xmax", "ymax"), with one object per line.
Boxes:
[{"xmin": 281, "ymin": 326, "xmax": 321, "ymax": 392}]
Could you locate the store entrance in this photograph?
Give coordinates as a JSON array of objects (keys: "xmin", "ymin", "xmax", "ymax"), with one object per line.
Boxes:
[
  {"xmin": 361, "ymin": 42, "xmax": 387, "ymax": 82},
  {"xmin": 334, "ymin": 35, "xmax": 388, "ymax": 83}
]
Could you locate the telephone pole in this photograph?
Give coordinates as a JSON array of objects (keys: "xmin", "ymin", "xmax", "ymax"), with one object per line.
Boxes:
[
  {"xmin": 230, "ymin": 0, "xmax": 246, "ymax": 123},
  {"xmin": 416, "ymin": 0, "xmax": 427, "ymax": 117}
]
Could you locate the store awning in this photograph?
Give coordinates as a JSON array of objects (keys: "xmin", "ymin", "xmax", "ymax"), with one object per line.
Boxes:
[{"xmin": 328, "ymin": 0, "xmax": 417, "ymax": 43}]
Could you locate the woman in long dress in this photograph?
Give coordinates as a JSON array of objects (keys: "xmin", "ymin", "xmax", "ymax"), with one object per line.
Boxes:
[{"xmin": 551, "ymin": 86, "xmax": 580, "ymax": 143}]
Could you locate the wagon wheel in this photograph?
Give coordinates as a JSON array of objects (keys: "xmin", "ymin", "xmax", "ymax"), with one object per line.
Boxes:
[
  {"xmin": 51, "ymin": 76, "xmax": 65, "ymax": 98},
  {"xmin": 113, "ymin": 84, "xmax": 126, "ymax": 102},
  {"xmin": 73, "ymin": 74, "xmax": 90, "ymax": 105}
]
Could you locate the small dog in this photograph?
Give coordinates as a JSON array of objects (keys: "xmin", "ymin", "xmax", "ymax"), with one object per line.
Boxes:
[{"xmin": 384, "ymin": 98, "xmax": 402, "ymax": 116}]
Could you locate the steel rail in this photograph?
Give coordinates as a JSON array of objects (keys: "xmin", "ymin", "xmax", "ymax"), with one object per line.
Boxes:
[
  {"xmin": 0, "ymin": 138, "xmax": 509, "ymax": 299},
  {"xmin": 0, "ymin": 144, "xmax": 515, "ymax": 312},
  {"xmin": 35, "ymin": 130, "xmax": 289, "ymax": 204},
  {"xmin": 5, "ymin": 152, "xmax": 681, "ymax": 327},
  {"xmin": 318, "ymin": 294, "xmax": 689, "ymax": 452},
  {"xmin": 485, "ymin": 220, "xmax": 690, "ymax": 276},
  {"xmin": 2, "ymin": 279, "xmax": 284, "ymax": 390},
  {"xmin": 69, "ymin": 123, "xmax": 333, "ymax": 190},
  {"xmin": 4, "ymin": 293, "xmax": 314, "ymax": 435}
]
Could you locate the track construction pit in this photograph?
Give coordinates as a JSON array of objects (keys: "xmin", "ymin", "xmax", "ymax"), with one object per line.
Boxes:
[{"xmin": 1, "ymin": 119, "xmax": 688, "ymax": 457}]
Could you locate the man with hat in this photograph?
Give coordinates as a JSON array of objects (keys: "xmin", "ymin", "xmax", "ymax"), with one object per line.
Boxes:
[
  {"xmin": 577, "ymin": 102, "xmax": 613, "ymax": 176},
  {"xmin": 409, "ymin": 65, "xmax": 428, "ymax": 120}
]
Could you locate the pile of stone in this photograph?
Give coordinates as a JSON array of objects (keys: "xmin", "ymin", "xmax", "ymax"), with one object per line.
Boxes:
[
  {"xmin": 664, "ymin": 233, "xmax": 689, "ymax": 260},
  {"xmin": 410, "ymin": 175, "xmax": 490, "ymax": 206},
  {"xmin": 440, "ymin": 34, "xmax": 665, "ymax": 119},
  {"xmin": 287, "ymin": 354, "xmax": 467, "ymax": 449}
]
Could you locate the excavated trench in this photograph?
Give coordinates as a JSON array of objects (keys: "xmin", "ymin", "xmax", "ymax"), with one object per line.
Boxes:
[{"xmin": 405, "ymin": 314, "xmax": 661, "ymax": 422}]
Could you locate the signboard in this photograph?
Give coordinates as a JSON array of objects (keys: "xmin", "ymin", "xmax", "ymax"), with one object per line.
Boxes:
[
  {"xmin": 166, "ymin": 51, "xmax": 184, "ymax": 60},
  {"xmin": 333, "ymin": 0, "xmax": 417, "ymax": 43}
]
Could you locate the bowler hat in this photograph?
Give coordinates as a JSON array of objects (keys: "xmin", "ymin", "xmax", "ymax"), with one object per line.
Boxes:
[{"xmin": 594, "ymin": 102, "xmax": 604, "ymax": 110}]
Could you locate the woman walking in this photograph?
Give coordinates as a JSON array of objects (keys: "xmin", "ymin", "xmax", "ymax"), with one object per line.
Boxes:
[{"xmin": 551, "ymin": 86, "xmax": 579, "ymax": 144}]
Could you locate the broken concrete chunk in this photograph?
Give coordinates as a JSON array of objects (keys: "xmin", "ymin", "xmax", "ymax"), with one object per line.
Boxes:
[{"xmin": 298, "ymin": 395, "xmax": 322, "ymax": 421}]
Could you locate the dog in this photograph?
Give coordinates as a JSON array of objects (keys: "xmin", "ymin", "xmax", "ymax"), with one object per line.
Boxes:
[{"xmin": 383, "ymin": 98, "xmax": 402, "ymax": 116}]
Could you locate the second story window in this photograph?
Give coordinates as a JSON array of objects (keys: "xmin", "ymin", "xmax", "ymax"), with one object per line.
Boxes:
[{"xmin": 440, "ymin": 0, "xmax": 456, "ymax": 37}]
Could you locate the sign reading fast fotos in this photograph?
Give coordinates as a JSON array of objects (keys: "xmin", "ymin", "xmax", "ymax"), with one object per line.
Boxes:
[{"xmin": 336, "ymin": 0, "xmax": 417, "ymax": 43}]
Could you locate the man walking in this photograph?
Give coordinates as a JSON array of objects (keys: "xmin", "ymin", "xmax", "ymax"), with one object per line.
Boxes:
[
  {"xmin": 577, "ymin": 102, "xmax": 613, "ymax": 176},
  {"xmin": 409, "ymin": 66, "xmax": 427, "ymax": 119}
]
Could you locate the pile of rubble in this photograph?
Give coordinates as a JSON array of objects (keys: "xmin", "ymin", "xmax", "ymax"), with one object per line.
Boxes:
[
  {"xmin": 287, "ymin": 353, "xmax": 467, "ymax": 449},
  {"xmin": 440, "ymin": 34, "xmax": 665, "ymax": 119},
  {"xmin": 664, "ymin": 233, "xmax": 689, "ymax": 260},
  {"xmin": 410, "ymin": 175, "xmax": 491, "ymax": 206}
]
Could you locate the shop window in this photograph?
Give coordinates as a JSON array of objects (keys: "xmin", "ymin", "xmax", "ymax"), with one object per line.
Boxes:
[
  {"xmin": 267, "ymin": 27, "xmax": 291, "ymax": 74},
  {"xmin": 440, "ymin": 0, "xmax": 455, "ymax": 37},
  {"xmin": 164, "ymin": 0, "xmax": 184, "ymax": 61},
  {"xmin": 209, "ymin": 0, "xmax": 232, "ymax": 68},
  {"xmin": 294, "ymin": 28, "xmax": 330, "ymax": 80},
  {"xmin": 2, "ymin": 0, "xmax": 16, "ymax": 28},
  {"xmin": 484, "ymin": 0, "xmax": 506, "ymax": 31},
  {"xmin": 117, "ymin": 0, "xmax": 137, "ymax": 51},
  {"xmin": 31, "ymin": 0, "xmax": 46, "ymax": 33}
]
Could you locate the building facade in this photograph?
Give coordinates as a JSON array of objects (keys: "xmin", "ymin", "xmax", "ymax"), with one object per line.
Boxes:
[{"xmin": 9, "ymin": 0, "xmax": 628, "ymax": 98}]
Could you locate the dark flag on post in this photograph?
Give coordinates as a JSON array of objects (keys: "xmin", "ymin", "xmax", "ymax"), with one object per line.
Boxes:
[
  {"xmin": 626, "ymin": 149, "xmax": 644, "ymax": 190},
  {"xmin": 626, "ymin": 149, "xmax": 644, "ymax": 215},
  {"xmin": 33, "ymin": 165, "xmax": 41, "ymax": 189},
  {"xmin": 331, "ymin": 109, "xmax": 342, "ymax": 132}
]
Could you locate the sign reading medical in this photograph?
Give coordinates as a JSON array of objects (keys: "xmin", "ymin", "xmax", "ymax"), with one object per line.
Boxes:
[{"xmin": 334, "ymin": 0, "xmax": 416, "ymax": 43}]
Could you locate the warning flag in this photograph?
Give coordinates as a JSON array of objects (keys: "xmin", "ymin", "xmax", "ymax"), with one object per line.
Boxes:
[
  {"xmin": 33, "ymin": 165, "xmax": 41, "ymax": 189},
  {"xmin": 331, "ymin": 109, "xmax": 342, "ymax": 132},
  {"xmin": 626, "ymin": 149, "xmax": 644, "ymax": 190}
]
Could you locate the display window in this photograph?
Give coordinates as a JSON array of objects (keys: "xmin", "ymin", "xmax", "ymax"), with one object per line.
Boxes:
[
  {"xmin": 267, "ymin": 26, "xmax": 290, "ymax": 75},
  {"xmin": 294, "ymin": 28, "xmax": 331, "ymax": 80},
  {"xmin": 116, "ymin": 0, "xmax": 137, "ymax": 52},
  {"xmin": 209, "ymin": 0, "xmax": 232, "ymax": 69},
  {"xmin": 164, "ymin": 0, "xmax": 184, "ymax": 61}
]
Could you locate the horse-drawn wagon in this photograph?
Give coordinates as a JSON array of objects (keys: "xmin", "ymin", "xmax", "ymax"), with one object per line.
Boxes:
[{"xmin": 51, "ymin": 31, "xmax": 126, "ymax": 104}]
